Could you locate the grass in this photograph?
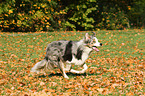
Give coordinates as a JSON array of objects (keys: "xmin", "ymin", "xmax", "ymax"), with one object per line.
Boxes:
[{"xmin": 0, "ymin": 29, "xmax": 145, "ymax": 95}]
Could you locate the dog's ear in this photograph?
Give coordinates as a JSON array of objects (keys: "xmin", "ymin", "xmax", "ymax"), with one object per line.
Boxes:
[
  {"xmin": 91, "ymin": 32, "xmax": 96, "ymax": 37},
  {"xmin": 85, "ymin": 33, "xmax": 90, "ymax": 41}
]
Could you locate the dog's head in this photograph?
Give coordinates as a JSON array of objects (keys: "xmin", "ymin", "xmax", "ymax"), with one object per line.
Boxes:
[{"xmin": 84, "ymin": 32, "xmax": 102, "ymax": 51}]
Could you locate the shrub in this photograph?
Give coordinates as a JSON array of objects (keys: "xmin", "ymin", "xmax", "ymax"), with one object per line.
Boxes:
[
  {"xmin": 0, "ymin": 0, "xmax": 65, "ymax": 32},
  {"xmin": 63, "ymin": 0, "xmax": 97, "ymax": 31},
  {"xmin": 0, "ymin": 0, "xmax": 144, "ymax": 32},
  {"xmin": 96, "ymin": 7, "xmax": 130, "ymax": 30}
]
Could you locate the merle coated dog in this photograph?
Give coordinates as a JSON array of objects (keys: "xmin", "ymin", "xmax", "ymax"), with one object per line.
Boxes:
[{"xmin": 31, "ymin": 32, "xmax": 102, "ymax": 79}]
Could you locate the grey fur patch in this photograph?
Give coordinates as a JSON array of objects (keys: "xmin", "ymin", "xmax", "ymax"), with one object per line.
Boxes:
[{"xmin": 58, "ymin": 42, "xmax": 62, "ymax": 46}]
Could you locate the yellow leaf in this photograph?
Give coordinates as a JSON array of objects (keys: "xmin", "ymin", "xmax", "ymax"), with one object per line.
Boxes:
[
  {"xmin": 46, "ymin": 25, "xmax": 49, "ymax": 28},
  {"xmin": 40, "ymin": 81, "xmax": 45, "ymax": 86},
  {"xmin": 126, "ymin": 91, "xmax": 134, "ymax": 96},
  {"xmin": 58, "ymin": 20, "xmax": 61, "ymax": 24},
  {"xmin": 9, "ymin": 10, "xmax": 13, "ymax": 14},
  {"xmin": 97, "ymin": 88, "xmax": 104, "ymax": 93}
]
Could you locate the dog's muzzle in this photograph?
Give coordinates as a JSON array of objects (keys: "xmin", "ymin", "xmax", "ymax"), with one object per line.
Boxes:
[
  {"xmin": 92, "ymin": 43, "xmax": 102, "ymax": 51},
  {"xmin": 92, "ymin": 46, "xmax": 99, "ymax": 51}
]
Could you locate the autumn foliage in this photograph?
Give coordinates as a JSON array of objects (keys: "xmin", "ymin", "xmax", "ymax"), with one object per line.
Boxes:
[
  {"xmin": 0, "ymin": 30, "xmax": 145, "ymax": 95},
  {"xmin": 0, "ymin": 0, "xmax": 145, "ymax": 32}
]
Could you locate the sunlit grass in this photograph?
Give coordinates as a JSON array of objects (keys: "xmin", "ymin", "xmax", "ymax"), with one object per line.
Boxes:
[{"xmin": 0, "ymin": 29, "xmax": 145, "ymax": 95}]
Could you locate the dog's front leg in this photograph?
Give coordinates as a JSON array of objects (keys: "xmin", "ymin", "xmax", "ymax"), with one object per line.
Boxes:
[
  {"xmin": 80, "ymin": 64, "xmax": 88, "ymax": 73},
  {"xmin": 70, "ymin": 64, "xmax": 88, "ymax": 74}
]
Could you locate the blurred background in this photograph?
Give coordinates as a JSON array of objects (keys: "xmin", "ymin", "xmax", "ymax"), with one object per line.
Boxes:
[{"xmin": 0, "ymin": 0, "xmax": 144, "ymax": 32}]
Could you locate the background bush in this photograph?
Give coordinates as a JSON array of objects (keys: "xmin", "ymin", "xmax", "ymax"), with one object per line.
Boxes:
[
  {"xmin": 0, "ymin": 0, "xmax": 144, "ymax": 32},
  {"xmin": 0, "ymin": 0, "xmax": 65, "ymax": 32}
]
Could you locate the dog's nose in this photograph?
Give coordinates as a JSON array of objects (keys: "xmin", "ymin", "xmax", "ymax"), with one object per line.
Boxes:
[{"xmin": 100, "ymin": 43, "xmax": 102, "ymax": 46}]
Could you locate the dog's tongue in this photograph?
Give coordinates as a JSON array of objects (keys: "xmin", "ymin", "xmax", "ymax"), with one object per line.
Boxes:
[{"xmin": 93, "ymin": 47, "xmax": 99, "ymax": 51}]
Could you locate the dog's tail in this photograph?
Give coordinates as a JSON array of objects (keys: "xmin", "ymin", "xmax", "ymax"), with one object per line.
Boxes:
[{"xmin": 31, "ymin": 59, "xmax": 47, "ymax": 73}]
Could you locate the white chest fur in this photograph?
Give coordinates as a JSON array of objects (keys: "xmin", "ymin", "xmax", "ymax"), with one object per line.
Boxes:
[{"xmin": 67, "ymin": 47, "xmax": 92, "ymax": 66}]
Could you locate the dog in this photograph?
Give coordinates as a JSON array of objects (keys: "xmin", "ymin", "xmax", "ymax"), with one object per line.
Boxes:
[{"xmin": 31, "ymin": 32, "xmax": 102, "ymax": 79}]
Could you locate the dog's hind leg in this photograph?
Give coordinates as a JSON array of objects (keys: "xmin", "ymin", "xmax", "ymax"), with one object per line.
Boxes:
[
  {"xmin": 70, "ymin": 64, "xmax": 88, "ymax": 74},
  {"xmin": 31, "ymin": 59, "xmax": 47, "ymax": 73},
  {"xmin": 58, "ymin": 59, "xmax": 69, "ymax": 79},
  {"xmin": 48, "ymin": 57, "xmax": 69, "ymax": 79}
]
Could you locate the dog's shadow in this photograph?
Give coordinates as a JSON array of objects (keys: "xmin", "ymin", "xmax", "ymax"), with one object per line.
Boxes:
[{"xmin": 38, "ymin": 72, "xmax": 97, "ymax": 78}]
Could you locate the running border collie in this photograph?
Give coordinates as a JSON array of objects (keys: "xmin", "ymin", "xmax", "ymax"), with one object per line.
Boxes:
[{"xmin": 31, "ymin": 32, "xmax": 102, "ymax": 79}]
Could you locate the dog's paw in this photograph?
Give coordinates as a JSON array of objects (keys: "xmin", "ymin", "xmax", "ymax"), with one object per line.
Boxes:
[
  {"xmin": 64, "ymin": 75, "xmax": 69, "ymax": 79},
  {"xmin": 77, "ymin": 70, "xmax": 86, "ymax": 74}
]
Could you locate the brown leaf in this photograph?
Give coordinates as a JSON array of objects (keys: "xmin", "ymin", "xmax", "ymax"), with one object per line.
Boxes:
[
  {"xmin": 0, "ymin": 79, "xmax": 6, "ymax": 85},
  {"xmin": 19, "ymin": 82, "xmax": 25, "ymax": 86}
]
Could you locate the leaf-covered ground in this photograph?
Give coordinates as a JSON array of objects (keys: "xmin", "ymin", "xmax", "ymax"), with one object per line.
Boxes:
[{"xmin": 0, "ymin": 30, "xmax": 145, "ymax": 95}]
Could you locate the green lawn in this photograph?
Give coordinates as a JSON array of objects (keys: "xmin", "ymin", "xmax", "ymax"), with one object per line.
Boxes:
[{"xmin": 0, "ymin": 29, "xmax": 145, "ymax": 95}]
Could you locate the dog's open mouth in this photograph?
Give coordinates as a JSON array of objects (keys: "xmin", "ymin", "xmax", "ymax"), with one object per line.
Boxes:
[{"xmin": 92, "ymin": 46, "xmax": 99, "ymax": 52}]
